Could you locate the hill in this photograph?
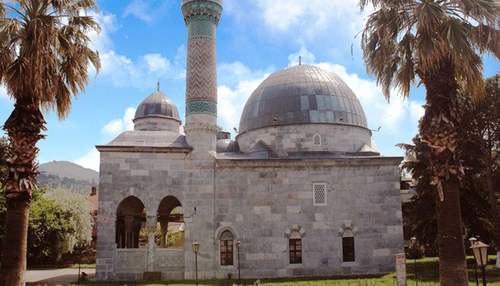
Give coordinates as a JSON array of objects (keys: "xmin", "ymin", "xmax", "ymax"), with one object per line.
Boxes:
[{"xmin": 37, "ymin": 161, "xmax": 98, "ymax": 195}]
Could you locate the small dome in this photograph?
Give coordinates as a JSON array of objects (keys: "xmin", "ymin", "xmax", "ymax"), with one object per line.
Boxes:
[
  {"xmin": 239, "ymin": 65, "xmax": 367, "ymax": 133},
  {"xmin": 134, "ymin": 90, "xmax": 179, "ymax": 120}
]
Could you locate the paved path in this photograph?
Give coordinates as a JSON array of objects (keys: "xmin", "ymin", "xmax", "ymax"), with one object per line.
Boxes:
[{"xmin": 26, "ymin": 268, "xmax": 95, "ymax": 286}]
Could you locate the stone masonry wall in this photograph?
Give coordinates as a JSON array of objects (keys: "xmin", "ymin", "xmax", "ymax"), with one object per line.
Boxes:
[
  {"xmin": 96, "ymin": 150, "xmax": 190, "ymax": 280},
  {"xmin": 95, "ymin": 147, "xmax": 403, "ymax": 281},
  {"xmin": 212, "ymin": 156, "xmax": 404, "ymax": 279}
]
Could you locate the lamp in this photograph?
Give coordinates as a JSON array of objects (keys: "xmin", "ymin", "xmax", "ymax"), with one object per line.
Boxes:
[
  {"xmin": 236, "ymin": 240, "xmax": 241, "ymax": 286},
  {"xmin": 192, "ymin": 241, "xmax": 199, "ymax": 254},
  {"xmin": 469, "ymin": 237, "xmax": 479, "ymax": 286},
  {"xmin": 192, "ymin": 241, "xmax": 199, "ymax": 286},
  {"xmin": 471, "ymin": 241, "xmax": 489, "ymax": 286}
]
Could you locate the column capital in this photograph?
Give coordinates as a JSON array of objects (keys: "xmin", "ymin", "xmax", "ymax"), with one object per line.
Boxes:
[{"xmin": 181, "ymin": 0, "xmax": 223, "ymax": 27}]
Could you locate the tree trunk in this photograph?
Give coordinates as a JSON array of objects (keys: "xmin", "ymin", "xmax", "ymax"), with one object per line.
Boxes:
[
  {"xmin": 419, "ymin": 59, "xmax": 468, "ymax": 285},
  {"xmin": 0, "ymin": 100, "xmax": 46, "ymax": 286},
  {"xmin": 0, "ymin": 198, "xmax": 30, "ymax": 286}
]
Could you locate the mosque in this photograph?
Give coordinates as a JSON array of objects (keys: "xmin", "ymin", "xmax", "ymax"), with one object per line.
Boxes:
[{"xmin": 95, "ymin": 0, "xmax": 404, "ymax": 281}]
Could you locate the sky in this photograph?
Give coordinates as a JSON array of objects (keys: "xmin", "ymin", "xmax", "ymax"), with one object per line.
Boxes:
[{"xmin": 0, "ymin": 0, "xmax": 499, "ymax": 172}]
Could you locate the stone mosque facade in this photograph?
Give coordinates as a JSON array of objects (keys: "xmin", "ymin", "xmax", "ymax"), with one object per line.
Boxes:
[{"xmin": 95, "ymin": 0, "xmax": 404, "ymax": 281}]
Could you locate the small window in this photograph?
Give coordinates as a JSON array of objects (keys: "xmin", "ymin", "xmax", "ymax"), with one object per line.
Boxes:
[
  {"xmin": 313, "ymin": 134, "xmax": 321, "ymax": 146},
  {"xmin": 313, "ymin": 183, "xmax": 327, "ymax": 206},
  {"xmin": 342, "ymin": 236, "xmax": 355, "ymax": 262},
  {"xmin": 289, "ymin": 238, "xmax": 302, "ymax": 264},
  {"xmin": 220, "ymin": 230, "xmax": 234, "ymax": 265}
]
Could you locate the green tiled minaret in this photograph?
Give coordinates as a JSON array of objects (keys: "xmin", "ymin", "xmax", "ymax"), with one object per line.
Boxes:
[{"xmin": 181, "ymin": 0, "xmax": 222, "ymax": 152}]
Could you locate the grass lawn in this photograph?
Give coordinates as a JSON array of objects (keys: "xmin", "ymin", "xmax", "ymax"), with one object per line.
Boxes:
[{"xmin": 68, "ymin": 256, "xmax": 500, "ymax": 286}]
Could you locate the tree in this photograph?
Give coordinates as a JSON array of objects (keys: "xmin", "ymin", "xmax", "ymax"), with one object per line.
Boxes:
[
  {"xmin": 28, "ymin": 186, "xmax": 92, "ymax": 264},
  {"xmin": 459, "ymin": 73, "xmax": 500, "ymax": 267},
  {"xmin": 0, "ymin": 1, "xmax": 100, "ymax": 284},
  {"xmin": 43, "ymin": 187, "xmax": 92, "ymax": 260},
  {"xmin": 359, "ymin": 0, "xmax": 500, "ymax": 284},
  {"xmin": 0, "ymin": 185, "xmax": 93, "ymax": 265},
  {"xmin": 401, "ymin": 136, "xmax": 493, "ymax": 257}
]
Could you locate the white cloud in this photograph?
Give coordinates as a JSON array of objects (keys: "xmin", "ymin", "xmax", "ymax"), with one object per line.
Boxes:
[
  {"xmin": 87, "ymin": 11, "xmax": 184, "ymax": 89},
  {"xmin": 123, "ymin": 0, "xmax": 172, "ymax": 24},
  {"xmin": 75, "ymin": 149, "xmax": 100, "ymax": 172},
  {"xmin": 89, "ymin": 12, "xmax": 119, "ymax": 54},
  {"xmin": 98, "ymin": 49, "xmax": 185, "ymax": 90},
  {"xmin": 124, "ymin": 0, "xmax": 153, "ymax": 23},
  {"xmin": 255, "ymin": 0, "xmax": 370, "ymax": 42},
  {"xmin": 288, "ymin": 47, "xmax": 316, "ymax": 66},
  {"xmin": 218, "ymin": 75, "xmax": 268, "ymax": 133},
  {"xmin": 410, "ymin": 101, "xmax": 425, "ymax": 125},
  {"xmin": 101, "ymin": 107, "xmax": 136, "ymax": 142},
  {"xmin": 144, "ymin": 53, "xmax": 170, "ymax": 72}
]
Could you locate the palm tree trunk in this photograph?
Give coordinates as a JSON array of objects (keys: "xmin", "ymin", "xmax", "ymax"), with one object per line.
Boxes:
[
  {"xmin": 419, "ymin": 59, "xmax": 468, "ymax": 285},
  {"xmin": 0, "ymin": 198, "xmax": 30, "ymax": 286},
  {"xmin": 0, "ymin": 99, "xmax": 46, "ymax": 286}
]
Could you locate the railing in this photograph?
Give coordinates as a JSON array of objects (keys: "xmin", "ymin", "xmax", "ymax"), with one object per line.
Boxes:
[
  {"xmin": 116, "ymin": 248, "xmax": 147, "ymax": 270},
  {"xmin": 155, "ymin": 248, "xmax": 185, "ymax": 268},
  {"xmin": 115, "ymin": 248, "xmax": 185, "ymax": 271}
]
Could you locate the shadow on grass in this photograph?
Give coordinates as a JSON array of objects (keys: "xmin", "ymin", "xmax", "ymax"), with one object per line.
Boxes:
[
  {"xmin": 72, "ymin": 274, "xmax": 389, "ymax": 286},
  {"xmin": 67, "ymin": 257, "xmax": 500, "ymax": 286}
]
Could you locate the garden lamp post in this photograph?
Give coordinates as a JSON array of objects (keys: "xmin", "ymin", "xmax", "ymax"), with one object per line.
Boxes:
[
  {"xmin": 471, "ymin": 240, "xmax": 489, "ymax": 286},
  {"xmin": 192, "ymin": 241, "xmax": 200, "ymax": 286},
  {"xmin": 411, "ymin": 237, "xmax": 418, "ymax": 286},
  {"xmin": 236, "ymin": 240, "xmax": 241, "ymax": 286},
  {"xmin": 470, "ymin": 237, "xmax": 479, "ymax": 286}
]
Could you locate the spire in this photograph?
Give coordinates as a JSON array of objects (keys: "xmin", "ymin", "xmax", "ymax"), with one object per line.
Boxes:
[
  {"xmin": 299, "ymin": 56, "xmax": 302, "ymax": 65},
  {"xmin": 157, "ymin": 81, "xmax": 160, "ymax": 92}
]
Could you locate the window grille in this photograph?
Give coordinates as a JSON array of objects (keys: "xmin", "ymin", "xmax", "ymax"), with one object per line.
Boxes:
[
  {"xmin": 289, "ymin": 238, "xmax": 302, "ymax": 264},
  {"xmin": 220, "ymin": 230, "xmax": 234, "ymax": 265},
  {"xmin": 313, "ymin": 183, "xmax": 327, "ymax": 205}
]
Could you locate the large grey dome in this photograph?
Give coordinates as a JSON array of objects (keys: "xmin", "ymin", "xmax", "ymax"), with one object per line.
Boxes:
[
  {"xmin": 239, "ymin": 65, "xmax": 367, "ymax": 133},
  {"xmin": 134, "ymin": 90, "xmax": 180, "ymax": 120}
]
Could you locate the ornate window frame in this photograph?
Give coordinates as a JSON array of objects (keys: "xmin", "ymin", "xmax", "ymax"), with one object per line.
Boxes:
[
  {"xmin": 285, "ymin": 224, "xmax": 306, "ymax": 266},
  {"xmin": 338, "ymin": 221, "xmax": 358, "ymax": 265}
]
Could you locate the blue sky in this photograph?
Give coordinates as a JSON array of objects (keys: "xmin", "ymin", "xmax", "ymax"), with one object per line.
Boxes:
[{"xmin": 0, "ymin": 0, "xmax": 499, "ymax": 172}]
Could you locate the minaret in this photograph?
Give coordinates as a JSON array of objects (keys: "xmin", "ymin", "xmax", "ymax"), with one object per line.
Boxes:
[{"xmin": 181, "ymin": 0, "xmax": 223, "ymax": 153}]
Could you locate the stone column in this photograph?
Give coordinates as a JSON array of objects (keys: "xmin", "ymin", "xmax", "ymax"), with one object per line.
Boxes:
[
  {"xmin": 160, "ymin": 219, "xmax": 168, "ymax": 248},
  {"xmin": 146, "ymin": 215, "xmax": 157, "ymax": 271},
  {"xmin": 181, "ymin": 0, "xmax": 223, "ymax": 153},
  {"xmin": 124, "ymin": 216, "xmax": 135, "ymax": 248}
]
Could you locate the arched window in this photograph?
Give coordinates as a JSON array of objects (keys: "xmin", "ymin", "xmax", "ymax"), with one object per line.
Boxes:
[
  {"xmin": 220, "ymin": 230, "xmax": 234, "ymax": 266},
  {"xmin": 342, "ymin": 229, "xmax": 355, "ymax": 262},
  {"xmin": 289, "ymin": 231, "xmax": 302, "ymax": 264}
]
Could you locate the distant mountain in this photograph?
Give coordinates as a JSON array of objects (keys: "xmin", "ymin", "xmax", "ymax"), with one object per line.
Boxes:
[{"xmin": 37, "ymin": 161, "xmax": 98, "ymax": 195}]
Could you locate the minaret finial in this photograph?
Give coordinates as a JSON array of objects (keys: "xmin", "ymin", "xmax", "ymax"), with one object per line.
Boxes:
[
  {"xmin": 158, "ymin": 81, "xmax": 160, "ymax": 91},
  {"xmin": 299, "ymin": 56, "xmax": 301, "ymax": 65}
]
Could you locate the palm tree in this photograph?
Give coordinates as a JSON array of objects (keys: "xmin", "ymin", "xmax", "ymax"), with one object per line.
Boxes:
[
  {"xmin": 0, "ymin": 1, "xmax": 100, "ymax": 284},
  {"xmin": 359, "ymin": 0, "xmax": 500, "ymax": 284}
]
